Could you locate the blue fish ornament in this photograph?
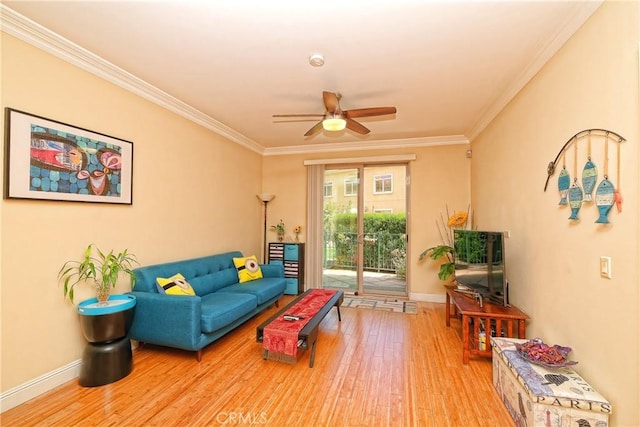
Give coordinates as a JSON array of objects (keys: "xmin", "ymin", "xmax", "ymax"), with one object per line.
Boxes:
[
  {"xmin": 581, "ymin": 159, "xmax": 597, "ymax": 202},
  {"xmin": 594, "ymin": 178, "xmax": 615, "ymax": 223},
  {"xmin": 568, "ymin": 183, "xmax": 583, "ymax": 220},
  {"xmin": 557, "ymin": 167, "xmax": 570, "ymax": 205}
]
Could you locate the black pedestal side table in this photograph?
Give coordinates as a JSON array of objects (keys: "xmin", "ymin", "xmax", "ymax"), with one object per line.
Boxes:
[{"xmin": 77, "ymin": 294, "xmax": 136, "ymax": 387}]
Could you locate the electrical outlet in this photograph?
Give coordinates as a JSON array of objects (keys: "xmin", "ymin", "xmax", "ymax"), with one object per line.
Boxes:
[{"xmin": 600, "ymin": 256, "xmax": 612, "ymax": 279}]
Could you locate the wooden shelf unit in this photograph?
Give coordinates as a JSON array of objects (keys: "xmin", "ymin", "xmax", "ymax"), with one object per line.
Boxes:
[{"xmin": 268, "ymin": 242, "xmax": 304, "ymax": 295}]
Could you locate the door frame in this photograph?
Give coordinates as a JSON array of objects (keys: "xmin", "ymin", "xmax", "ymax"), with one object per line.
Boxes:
[{"xmin": 321, "ymin": 162, "xmax": 410, "ymax": 296}]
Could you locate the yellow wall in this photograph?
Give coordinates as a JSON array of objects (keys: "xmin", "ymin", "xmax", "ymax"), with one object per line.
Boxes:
[
  {"xmin": 0, "ymin": 33, "xmax": 264, "ymax": 391},
  {"xmin": 262, "ymin": 144, "xmax": 471, "ymax": 298},
  {"xmin": 472, "ymin": 1, "xmax": 639, "ymax": 425}
]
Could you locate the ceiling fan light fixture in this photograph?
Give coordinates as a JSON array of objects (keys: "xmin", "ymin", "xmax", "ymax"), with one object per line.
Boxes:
[{"xmin": 322, "ymin": 116, "xmax": 346, "ymax": 131}]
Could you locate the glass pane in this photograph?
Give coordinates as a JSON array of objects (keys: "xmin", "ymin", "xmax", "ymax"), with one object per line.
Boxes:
[
  {"xmin": 322, "ymin": 164, "xmax": 407, "ymax": 297},
  {"xmin": 322, "ymin": 168, "xmax": 358, "ymax": 292},
  {"xmin": 362, "ymin": 165, "xmax": 407, "ymax": 296}
]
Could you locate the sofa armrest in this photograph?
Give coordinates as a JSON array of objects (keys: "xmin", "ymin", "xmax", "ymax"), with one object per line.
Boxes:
[
  {"xmin": 129, "ymin": 291, "xmax": 202, "ymax": 351},
  {"xmin": 261, "ymin": 263, "xmax": 284, "ymax": 278}
]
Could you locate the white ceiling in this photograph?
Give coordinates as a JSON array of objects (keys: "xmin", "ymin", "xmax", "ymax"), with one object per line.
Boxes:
[{"xmin": 2, "ymin": 1, "xmax": 602, "ymax": 154}]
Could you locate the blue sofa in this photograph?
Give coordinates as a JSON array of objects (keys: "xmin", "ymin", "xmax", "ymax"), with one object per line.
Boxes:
[{"xmin": 129, "ymin": 251, "xmax": 286, "ymax": 361}]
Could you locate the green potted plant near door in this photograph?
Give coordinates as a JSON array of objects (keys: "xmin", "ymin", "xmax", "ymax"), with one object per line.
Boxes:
[{"xmin": 58, "ymin": 244, "xmax": 138, "ymax": 303}]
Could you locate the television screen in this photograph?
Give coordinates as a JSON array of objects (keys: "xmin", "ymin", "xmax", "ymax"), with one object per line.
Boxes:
[{"xmin": 453, "ymin": 229, "xmax": 508, "ymax": 306}]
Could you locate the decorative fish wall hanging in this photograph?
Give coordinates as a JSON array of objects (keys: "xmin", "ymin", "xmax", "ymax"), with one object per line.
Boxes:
[
  {"xmin": 566, "ymin": 144, "xmax": 583, "ymax": 221},
  {"xmin": 558, "ymin": 166, "xmax": 570, "ymax": 205},
  {"xmin": 595, "ymin": 178, "xmax": 615, "ymax": 223},
  {"xmin": 568, "ymin": 181, "xmax": 583, "ymax": 220},
  {"xmin": 581, "ymin": 159, "xmax": 597, "ymax": 202},
  {"xmin": 581, "ymin": 133, "xmax": 597, "ymax": 202},
  {"xmin": 544, "ymin": 129, "xmax": 626, "ymax": 225}
]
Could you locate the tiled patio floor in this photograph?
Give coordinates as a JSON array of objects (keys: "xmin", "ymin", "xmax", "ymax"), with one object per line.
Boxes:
[{"xmin": 322, "ymin": 268, "xmax": 407, "ymax": 296}]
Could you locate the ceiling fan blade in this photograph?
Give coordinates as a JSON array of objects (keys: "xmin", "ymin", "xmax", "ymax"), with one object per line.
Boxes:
[
  {"xmin": 273, "ymin": 119, "xmax": 322, "ymax": 123},
  {"xmin": 273, "ymin": 113, "xmax": 324, "ymax": 117},
  {"xmin": 304, "ymin": 120, "xmax": 324, "ymax": 136},
  {"xmin": 345, "ymin": 118, "xmax": 370, "ymax": 135},
  {"xmin": 345, "ymin": 107, "xmax": 397, "ymax": 118},
  {"xmin": 323, "ymin": 91, "xmax": 340, "ymax": 113}
]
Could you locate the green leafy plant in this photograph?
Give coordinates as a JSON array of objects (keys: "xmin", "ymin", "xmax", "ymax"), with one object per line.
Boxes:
[
  {"xmin": 270, "ymin": 219, "xmax": 285, "ymax": 234},
  {"xmin": 391, "ymin": 247, "xmax": 407, "ymax": 279},
  {"xmin": 270, "ymin": 219, "xmax": 285, "ymax": 241},
  {"xmin": 419, "ymin": 244, "xmax": 455, "ymax": 280},
  {"xmin": 419, "ymin": 206, "xmax": 471, "ymax": 281},
  {"xmin": 58, "ymin": 244, "xmax": 138, "ymax": 303}
]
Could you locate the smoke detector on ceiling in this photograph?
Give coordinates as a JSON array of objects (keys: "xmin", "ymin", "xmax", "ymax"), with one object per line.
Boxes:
[{"xmin": 309, "ymin": 53, "xmax": 325, "ymax": 67}]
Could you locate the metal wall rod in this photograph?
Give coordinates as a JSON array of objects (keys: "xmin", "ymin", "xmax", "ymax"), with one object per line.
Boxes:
[{"xmin": 543, "ymin": 128, "xmax": 626, "ymax": 191}]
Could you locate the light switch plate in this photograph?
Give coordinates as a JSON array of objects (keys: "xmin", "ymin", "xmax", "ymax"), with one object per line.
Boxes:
[{"xmin": 600, "ymin": 256, "xmax": 612, "ymax": 279}]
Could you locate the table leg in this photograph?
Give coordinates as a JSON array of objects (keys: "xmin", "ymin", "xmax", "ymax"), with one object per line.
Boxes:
[
  {"xmin": 337, "ymin": 305, "xmax": 342, "ymax": 321},
  {"xmin": 462, "ymin": 314, "xmax": 470, "ymax": 364},
  {"xmin": 309, "ymin": 339, "xmax": 317, "ymax": 368},
  {"xmin": 445, "ymin": 291, "xmax": 451, "ymax": 327},
  {"xmin": 518, "ymin": 319, "xmax": 526, "ymax": 338}
]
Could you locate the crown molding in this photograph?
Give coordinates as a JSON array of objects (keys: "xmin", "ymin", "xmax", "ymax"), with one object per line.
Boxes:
[
  {"xmin": 466, "ymin": 0, "xmax": 603, "ymax": 141},
  {"xmin": 0, "ymin": 5, "xmax": 265, "ymax": 155},
  {"xmin": 303, "ymin": 154, "xmax": 417, "ymax": 166},
  {"xmin": 263, "ymin": 135, "xmax": 469, "ymax": 156}
]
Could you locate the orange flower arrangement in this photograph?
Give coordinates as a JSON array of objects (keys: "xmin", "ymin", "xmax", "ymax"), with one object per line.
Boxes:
[
  {"xmin": 447, "ymin": 211, "xmax": 468, "ymax": 228},
  {"xmin": 419, "ymin": 206, "xmax": 472, "ymax": 281}
]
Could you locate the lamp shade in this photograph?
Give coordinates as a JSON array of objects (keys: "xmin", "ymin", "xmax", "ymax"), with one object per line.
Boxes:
[{"xmin": 257, "ymin": 193, "xmax": 275, "ymax": 203}]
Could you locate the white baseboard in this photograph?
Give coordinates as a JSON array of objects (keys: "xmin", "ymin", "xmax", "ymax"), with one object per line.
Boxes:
[
  {"xmin": 409, "ymin": 292, "xmax": 446, "ymax": 303},
  {"xmin": 0, "ymin": 359, "xmax": 81, "ymax": 413}
]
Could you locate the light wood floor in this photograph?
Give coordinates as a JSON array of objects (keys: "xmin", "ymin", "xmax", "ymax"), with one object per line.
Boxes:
[{"xmin": 1, "ymin": 298, "xmax": 515, "ymax": 426}]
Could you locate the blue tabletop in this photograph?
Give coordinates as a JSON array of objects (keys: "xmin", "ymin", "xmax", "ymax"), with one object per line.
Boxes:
[{"xmin": 77, "ymin": 294, "xmax": 136, "ymax": 316}]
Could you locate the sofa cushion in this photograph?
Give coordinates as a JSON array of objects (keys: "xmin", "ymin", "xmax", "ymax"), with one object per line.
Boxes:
[
  {"xmin": 189, "ymin": 268, "xmax": 238, "ymax": 296},
  {"xmin": 232, "ymin": 255, "xmax": 263, "ymax": 283},
  {"xmin": 200, "ymin": 292, "xmax": 257, "ymax": 334},
  {"xmin": 132, "ymin": 251, "xmax": 244, "ymax": 294},
  {"xmin": 156, "ymin": 273, "xmax": 196, "ymax": 296},
  {"xmin": 217, "ymin": 277, "xmax": 286, "ymax": 305}
]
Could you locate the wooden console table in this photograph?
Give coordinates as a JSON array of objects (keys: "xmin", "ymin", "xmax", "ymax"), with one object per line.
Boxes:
[{"xmin": 445, "ymin": 285, "xmax": 529, "ymax": 364}]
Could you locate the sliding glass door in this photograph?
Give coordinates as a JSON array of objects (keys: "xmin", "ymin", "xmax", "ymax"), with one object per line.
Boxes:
[{"xmin": 321, "ymin": 164, "xmax": 407, "ymax": 296}]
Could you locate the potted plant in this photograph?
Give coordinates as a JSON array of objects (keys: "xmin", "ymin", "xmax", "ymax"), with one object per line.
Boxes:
[
  {"xmin": 270, "ymin": 219, "xmax": 285, "ymax": 242},
  {"xmin": 58, "ymin": 244, "xmax": 139, "ymax": 303},
  {"xmin": 419, "ymin": 207, "xmax": 471, "ymax": 281},
  {"xmin": 419, "ymin": 244, "xmax": 455, "ymax": 280}
]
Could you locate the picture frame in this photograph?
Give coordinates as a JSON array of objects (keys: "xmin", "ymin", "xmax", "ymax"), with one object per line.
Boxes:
[{"xmin": 4, "ymin": 108, "xmax": 133, "ymax": 204}]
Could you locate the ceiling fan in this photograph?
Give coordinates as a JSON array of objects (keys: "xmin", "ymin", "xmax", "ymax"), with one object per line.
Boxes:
[{"xmin": 273, "ymin": 91, "xmax": 397, "ymax": 136}]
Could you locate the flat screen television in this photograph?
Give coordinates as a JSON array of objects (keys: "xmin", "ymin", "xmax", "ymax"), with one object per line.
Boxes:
[{"xmin": 453, "ymin": 229, "xmax": 509, "ymax": 306}]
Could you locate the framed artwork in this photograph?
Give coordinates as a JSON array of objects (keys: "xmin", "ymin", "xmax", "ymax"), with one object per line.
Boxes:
[{"xmin": 4, "ymin": 108, "xmax": 133, "ymax": 204}]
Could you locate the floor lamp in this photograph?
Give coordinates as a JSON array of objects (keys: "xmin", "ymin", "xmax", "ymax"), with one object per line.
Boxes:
[{"xmin": 257, "ymin": 194, "xmax": 275, "ymax": 263}]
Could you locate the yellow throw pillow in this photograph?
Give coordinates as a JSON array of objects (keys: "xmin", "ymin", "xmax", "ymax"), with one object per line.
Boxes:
[
  {"xmin": 233, "ymin": 255, "xmax": 263, "ymax": 283},
  {"xmin": 156, "ymin": 273, "xmax": 196, "ymax": 296}
]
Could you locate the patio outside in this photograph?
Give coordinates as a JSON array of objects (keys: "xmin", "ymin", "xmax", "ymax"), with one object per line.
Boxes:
[{"xmin": 322, "ymin": 268, "xmax": 407, "ymax": 296}]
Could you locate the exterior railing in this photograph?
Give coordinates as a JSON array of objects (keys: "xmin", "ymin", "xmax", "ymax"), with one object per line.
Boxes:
[{"xmin": 323, "ymin": 231, "xmax": 406, "ymax": 277}]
